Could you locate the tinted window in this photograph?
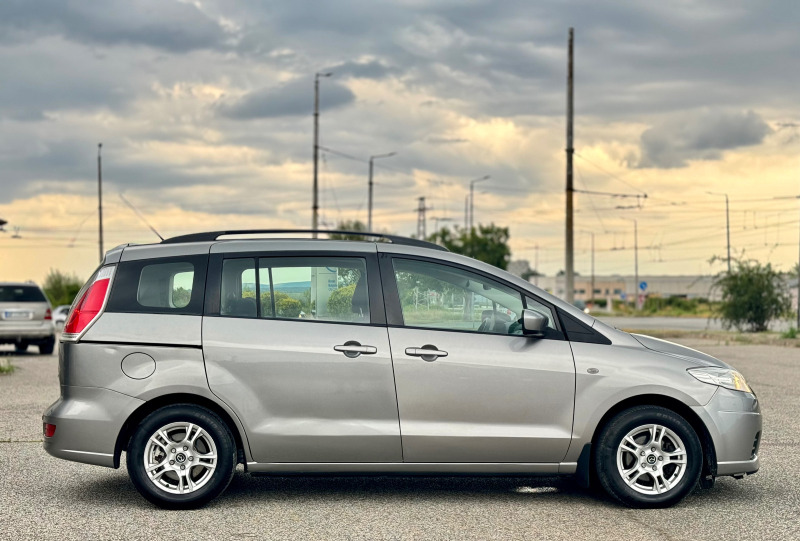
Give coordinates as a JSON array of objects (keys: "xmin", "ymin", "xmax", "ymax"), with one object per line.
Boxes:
[
  {"xmin": 217, "ymin": 256, "xmax": 370, "ymax": 323},
  {"xmin": 0, "ymin": 285, "xmax": 46, "ymax": 302},
  {"xmin": 261, "ymin": 258, "xmax": 369, "ymax": 323},
  {"xmin": 138, "ymin": 262, "xmax": 194, "ymax": 309},
  {"xmin": 106, "ymin": 255, "xmax": 207, "ymax": 315},
  {"xmin": 392, "ymin": 259, "xmax": 523, "ymax": 335},
  {"xmin": 220, "ymin": 258, "xmax": 258, "ymax": 318}
]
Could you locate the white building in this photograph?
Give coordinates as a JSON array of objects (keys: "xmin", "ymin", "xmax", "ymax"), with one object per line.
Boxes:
[{"xmin": 532, "ymin": 274, "xmax": 719, "ymax": 302}]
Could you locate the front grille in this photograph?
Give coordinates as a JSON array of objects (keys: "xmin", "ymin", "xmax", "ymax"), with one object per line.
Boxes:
[{"xmin": 751, "ymin": 431, "xmax": 761, "ymax": 459}]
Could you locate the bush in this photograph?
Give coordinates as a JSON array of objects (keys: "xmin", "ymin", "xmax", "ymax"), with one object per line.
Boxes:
[
  {"xmin": 713, "ymin": 260, "xmax": 790, "ymax": 332},
  {"xmin": 327, "ymin": 284, "xmax": 356, "ymax": 317},
  {"xmin": 42, "ymin": 269, "xmax": 83, "ymax": 306},
  {"xmin": 260, "ymin": 291, "xmax": 303, "ymax": 318}
]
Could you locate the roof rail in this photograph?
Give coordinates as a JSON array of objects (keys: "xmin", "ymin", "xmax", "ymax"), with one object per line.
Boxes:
[{"xmin": 161, "ymin": 229, "xmax": 448, "ymax": 251}]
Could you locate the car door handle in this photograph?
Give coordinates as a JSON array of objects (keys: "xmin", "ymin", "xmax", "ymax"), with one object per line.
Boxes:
[
  {"xmin": 405, "ymin": 346, "xmax": 448, "ymax": 361},
  {"xmin": 334, "ymin": 342, "xmax": 377, "ymax": 358}
]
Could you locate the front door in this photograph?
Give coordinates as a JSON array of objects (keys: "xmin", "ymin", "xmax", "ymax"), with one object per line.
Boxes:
[
  {"xmin": 203, "ymin": 253, "xmax": 401, "ymax": 464},
  {"xmin": 384, "ymin": 256, "xmax": 576, "ymax": 463}
]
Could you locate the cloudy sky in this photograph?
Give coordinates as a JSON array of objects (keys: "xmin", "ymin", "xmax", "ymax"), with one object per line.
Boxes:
[{"xmin": 1, "ymin": 0, "xmax": 799, "ymax": 284}]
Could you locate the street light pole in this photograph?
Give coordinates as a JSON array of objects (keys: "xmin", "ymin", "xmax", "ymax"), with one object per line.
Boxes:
[
  {"xmin": 468, "ymin": 175, "xmax": 490, "ymax": 232},
  {"xmin": 312, "ymin": 72, "xmax": 332, "ymax": 238},
  {"xmin": 367, "ymin": 152, "xmax": 396, "ymax": 232},
  {"xmin": 97, "ymin": 143, "xmax": 104, "ymax": 263}
]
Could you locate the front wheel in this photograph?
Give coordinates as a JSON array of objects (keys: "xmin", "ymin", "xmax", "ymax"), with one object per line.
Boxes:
[
  {"xmin": 127, "ymin": 405, "xmax": 236, "ymax": 509},
  {"xmin": 594, "ymin": 406, "xmax": 702, "ymax": 508}
]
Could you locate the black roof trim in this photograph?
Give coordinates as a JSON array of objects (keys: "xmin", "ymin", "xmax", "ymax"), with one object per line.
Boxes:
[{"xmin": 161, "ymin": 229, "xmax": 447, "ymax": 251}]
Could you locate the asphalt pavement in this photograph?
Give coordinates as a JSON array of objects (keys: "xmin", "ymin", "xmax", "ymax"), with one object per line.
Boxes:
[{"xmin": 1, "ymin": 338, "xmax": 799, "ymax": 540}]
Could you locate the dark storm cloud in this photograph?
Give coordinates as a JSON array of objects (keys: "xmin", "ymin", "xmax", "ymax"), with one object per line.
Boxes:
[
  {"xmin": 0, "ymin": 0, "xmax": 228, "ymax": 52},
  {"xmin": 218, "ymin": 78, "xmax": 356, "ymax": 119},
  {"xmin": 637, "ymin": 110, "xmax": 771, "ymax": 168}
]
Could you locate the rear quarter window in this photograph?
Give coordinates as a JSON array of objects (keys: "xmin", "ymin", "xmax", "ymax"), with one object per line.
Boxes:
[{"xmin": 106, "ymin": 255, "xmax": 207, "ymax": 315}]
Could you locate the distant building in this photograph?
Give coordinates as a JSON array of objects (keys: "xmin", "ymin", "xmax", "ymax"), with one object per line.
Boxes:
[{"xmin": 533, "ymin": 275, "xmax": 719, "ymax": 302}]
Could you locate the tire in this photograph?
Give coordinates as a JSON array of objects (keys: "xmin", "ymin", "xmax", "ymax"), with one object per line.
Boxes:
[
  {"xmin": 38, "ymin": 336, "xmax": 55, "ymax": 355},
  {"xmin": 14, "ymin": 342, "xmax": 28, "ymax": 353},
  {"xmin": 126, "ymin": 404, "xmax": 237, "ymax": 510},
  {"xmin": 594, "ymin": 405, "xmax": 703, "ymax": 508}
]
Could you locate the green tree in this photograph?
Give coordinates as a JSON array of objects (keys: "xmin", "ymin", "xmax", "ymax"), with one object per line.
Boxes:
[
  {"xmin": 713, "ymin": 259, "xmax": 791, "ymax": 332},
  {"xmin": 329, "ymin": 220, "xmax": 369, "ymax": 240},
  {"xmin": 42, "ymin": 269, "xmax": 83, "ymax": 306},
  {"xmin": 428, "ymin": 224, "xmax": 511, "ymax": 270}
]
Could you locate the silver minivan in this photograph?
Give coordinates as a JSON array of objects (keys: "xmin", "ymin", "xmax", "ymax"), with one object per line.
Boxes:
[{"xmin": 43, "ymin": 230, "xmax": 761, "ymax": 509}]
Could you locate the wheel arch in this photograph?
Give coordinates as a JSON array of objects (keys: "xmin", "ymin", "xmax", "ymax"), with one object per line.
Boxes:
[
  {"xmin": 577, "ymin": 394, "xmax": 717, "ymax": 487},
  {"xmin": 114, "ymin": 393, "xmax": 248, "ymax": 469}
]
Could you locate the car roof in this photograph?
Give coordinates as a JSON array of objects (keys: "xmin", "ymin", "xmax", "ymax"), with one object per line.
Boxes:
[{"xmin": 0, "ymin": 281, "xmax": 42, "ymax": 288}]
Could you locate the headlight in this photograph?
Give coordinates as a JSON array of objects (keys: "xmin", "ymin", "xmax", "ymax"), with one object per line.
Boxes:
[{"xmin": 688, "ymin": 367, "xmax": 752, "ymax": 393}]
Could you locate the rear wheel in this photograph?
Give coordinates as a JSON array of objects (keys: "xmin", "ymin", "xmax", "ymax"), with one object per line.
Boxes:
[
  {"xmin": 126, "ymin": 405, "xmax": 236, "ymax": 509},
  {"xmin": 38, "ymin": 336, "xmax": 55, "ymax": 355},
  {"xmin": 594, "ymin": 406, "xmax": 702, "ymax": 508}
]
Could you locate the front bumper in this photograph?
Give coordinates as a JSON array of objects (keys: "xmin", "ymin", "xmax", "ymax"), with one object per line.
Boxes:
[
  {"xmin": 693, "ymin": 387, "xmax": 762, "ymax": 477},
  {"xmin": 43, "ymin": 385, "xmax": 144, "ymax": 468}
]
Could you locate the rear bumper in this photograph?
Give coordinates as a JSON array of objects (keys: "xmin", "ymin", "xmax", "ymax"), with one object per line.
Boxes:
[
  {"xmin": 0, "ymin": 321, "xmax": 55, "ymax": 341},
  {"xmin": 43, "ymin": 385, "xmax": 144, "ymax": 468}
]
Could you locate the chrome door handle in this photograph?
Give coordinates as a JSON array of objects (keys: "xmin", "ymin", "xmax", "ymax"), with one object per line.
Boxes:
[
  {"xmin": 334, "ymin": 342, "xmax": 377, "ymax": 358},
  {"xmin": 405, "ymin": 346, "xmax": 448, "ymax": 361}
]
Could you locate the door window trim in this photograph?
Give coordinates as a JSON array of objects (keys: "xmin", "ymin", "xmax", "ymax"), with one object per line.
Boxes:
[
  {"xmin": 379, "ymin": 253, "xmax": 565, "ymax": 339},
  {"xmin": 204, "ymin": 250, "xmax": 386, "ymax": 326}
]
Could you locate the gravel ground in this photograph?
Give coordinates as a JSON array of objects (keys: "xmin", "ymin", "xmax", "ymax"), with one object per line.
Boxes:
[{"xmin": 1, "ymin": 338, "xmax": 799, "ymax": 540}]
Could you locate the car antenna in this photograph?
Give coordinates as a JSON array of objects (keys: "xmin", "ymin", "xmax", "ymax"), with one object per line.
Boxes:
[{"xmin": 119, "ymin": 193, "xmax": 164, "ymax": 241}]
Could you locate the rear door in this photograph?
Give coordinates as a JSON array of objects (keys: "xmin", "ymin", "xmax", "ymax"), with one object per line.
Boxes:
[
  {"xmin": 203, "ymin": 250, "xmax": 402, "ymax": 464},
  {"xmin": 382, "ymin": 254, "xmax": 576, "ymax": 463}
]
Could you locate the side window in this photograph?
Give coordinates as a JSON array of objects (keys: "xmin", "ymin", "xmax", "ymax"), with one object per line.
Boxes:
[
  {"xmin": 392, "ymin": 258, "xmax": 524, "ymax": 335},
  {"xmin": 106, "ymin": 255, "xmax": 207, "ymax": 315},
  {"xmin": 137, "ymin": 262, "xmax": 195, "ymax": 309},
  {"xmin": 259, "ymin": 258, "xmax": 369, "ymax": 323},
  {"xmin": 220, "ymin": 258, "xmax": 258, "ymax": 318}
]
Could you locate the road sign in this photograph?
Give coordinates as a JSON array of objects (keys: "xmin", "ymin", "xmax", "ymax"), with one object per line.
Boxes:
[
  {"xmin": 639, "ymin": 281, "xmax": 648, "ymax": 291},
  {"xmin": 620, "ymin": 292, "xmax": 627, "ymax": 300}
]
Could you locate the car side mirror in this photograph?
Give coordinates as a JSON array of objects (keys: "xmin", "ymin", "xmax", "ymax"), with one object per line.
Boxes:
[{"xmin": 522, "ymin": 309, "xmax": 547, "ymax": 337}]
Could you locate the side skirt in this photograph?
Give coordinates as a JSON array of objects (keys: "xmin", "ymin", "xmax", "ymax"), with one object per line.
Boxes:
[{"xmin": 247, "ymin": 462, "xmax": 578, "ymax": 475}]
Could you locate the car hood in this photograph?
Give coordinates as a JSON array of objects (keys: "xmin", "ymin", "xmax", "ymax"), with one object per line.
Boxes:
[{"xmin": 630, "ymin": 333, "xmax": 731, "ymax": 369}]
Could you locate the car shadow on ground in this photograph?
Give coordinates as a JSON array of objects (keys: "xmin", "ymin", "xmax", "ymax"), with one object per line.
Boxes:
[
  {"xmin": 61, "ymin": 469, "xmax": 763, "ymax": 511},
  {"xmin": 60, "ymin": 470, "xmax": 605, "ymax": 510}
]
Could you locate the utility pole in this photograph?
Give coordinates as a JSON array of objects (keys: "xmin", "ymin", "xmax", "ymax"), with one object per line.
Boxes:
[
  {"xmin": 312, "ymin": 72, "xmax": 332, "ymax": 237},
  {"xmin": 707, "ymin": 192, "xmax": 731, "ymax": 273},
  {"xmin": 416, "ymin": 197, "xmax": 430, "ymax": 239},
  {"xmin": 97, "ymin": 143, "xmax": 104, "ymax": 263},
  {"xmin": 367, "ymin": 152, "xmax": 396, "ymax": 231},
  {"xmin": 468, "ymin": 175, "xmax": 490, "ymax": 232},
  {"xmin": 565, "ymin": 27, "xmax": 575, "ymax": 304},
  {"xmin": 633, "ymin": 219, "xmax": 639, "ymax": 311},
  {"xmin": 590, "ymin": 232, "xmax": 595, "ymax": 309},
  {"xmin": 534, "ymin": 244, "xmax": 539, "ymax": 287},
  {"xmin": 464, "ymin": 195, "xmax": 469, "ymax": 230},
  {"xmin": 797, "ymin": 203, "xmax": 800, "ymax": 328}
]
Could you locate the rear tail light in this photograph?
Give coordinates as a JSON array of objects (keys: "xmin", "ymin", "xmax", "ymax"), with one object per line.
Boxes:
[
  {"xmin": 63, "ymin": 266, "xmax": 115, "ymax": 340},
  {"xmin": 44, "ymin": 308, "xmax": 52, "ymax": 320},
  {"xmin": 43, "ymin": 423, "xmax": 56, "ymax": 438}
]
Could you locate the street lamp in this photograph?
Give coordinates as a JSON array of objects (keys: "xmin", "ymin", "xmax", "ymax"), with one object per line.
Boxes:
[
  {"xmin": 368, "ymin": 152, "xmax": 396, "ymax": 232},
  {"xmin": 468, "ymin": 175, "xmax": 490, "ymax": 231},
  {"xmin": 312, "ymin": 72, "xmax": 332, "ymax": 238},
  {"xmin": 706, "ymin": 191, "xmax": 731, "ymax": 273}
]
